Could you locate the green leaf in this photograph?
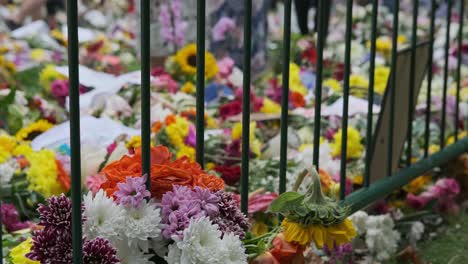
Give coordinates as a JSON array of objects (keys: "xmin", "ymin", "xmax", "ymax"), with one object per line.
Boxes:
[
  {"xmin": 267, "ymin": 192, "xmax": 304, "ymax": 213},
  {"xmin": 0, "ymin": 87, "xmax": 16, "ymax": 107}
]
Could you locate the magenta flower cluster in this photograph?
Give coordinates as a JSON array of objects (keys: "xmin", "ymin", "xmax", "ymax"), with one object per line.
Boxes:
[
  {"xmin": 161, "ymin": 185, "xmax": 249, "ymax": 240},
  {"xmin": 406, "ymin": 178, "xmax": 460, "ymax": 214},
  {"xmin": 27, "ymin": 194, "xmax": 119, "ymax": 264},
  {"xmin": 159, "ymin": 0, "xmax": 187, "ymax": 49},
  {"xmin": 1, "ymin": 203, "xmax": 30, "ymax": 233}
]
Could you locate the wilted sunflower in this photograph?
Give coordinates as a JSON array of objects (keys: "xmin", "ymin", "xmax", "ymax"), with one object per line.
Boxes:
[
  {"xmin": 16, "ymin": 120, "xmax": 54, "ymax": 141},
  {"xmin": 269, "ymin": 167, "xmax": 357, "ymax": 248},
  {"xmin": 174, "ymin": 43, "xmax": 218, "ymax": 79}
]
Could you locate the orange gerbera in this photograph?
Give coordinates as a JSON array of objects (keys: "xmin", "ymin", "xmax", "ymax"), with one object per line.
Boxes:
[
  {"xmin": 56, "ymin": 159, "xmax": 70, "ymax": 192},
  {"xmin": 100, "ymin": 145, "xmax": 224, "ymax": 198}
]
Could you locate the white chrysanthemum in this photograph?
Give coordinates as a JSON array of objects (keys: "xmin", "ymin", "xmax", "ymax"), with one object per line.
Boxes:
[
  {"xmin": 83, "ymin": 190, "xmax": 125, "ymax": 240},
  {"xmin": 121, "ymin": 200, "xmax": 162, "ymax": 252},
  {"xmin": 410, "ymin": 221, "xmax": 425, "ymax": 242},
  {"xmin": 177, "ymin": 217, "xmax": 224, "ymax": 264},
  {"xmin": 363, "ymin": 214, "xmax": 400, "ymax": 261},
  {"xmin": 350, "ymin": 211, "xmax": 369, "ymax": 235},
  {"xmin": 114, "ymin": 239, "xmax": 154, "ymax": 264},
  {"xmin": 165, "ymin": 243, "xmax": 182, "ymax": 264},
  {"xmin": 220, "ymin": 233, "xmax": 248, "ymax": 264},
  {"xmin": 152, "ymin": 234, "xmax": 170, "ymax": 258},
  {"xmin": 0, "ymin": 159, "xmax": 19, "ymax": 185}
]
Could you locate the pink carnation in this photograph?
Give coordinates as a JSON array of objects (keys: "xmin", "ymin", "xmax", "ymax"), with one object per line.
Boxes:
[{"xmin": 85, "ymin": 174, "xmax": 107, "ymax": 194}]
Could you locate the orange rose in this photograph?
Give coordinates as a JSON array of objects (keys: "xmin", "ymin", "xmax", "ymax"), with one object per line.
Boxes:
[
  {"xmin": 251, "ymin": 252, "xmax": 280, "ymax": 264},
  {"xmin": 270, "ymin": 233, "xmax": 305, "ymax": 264}
]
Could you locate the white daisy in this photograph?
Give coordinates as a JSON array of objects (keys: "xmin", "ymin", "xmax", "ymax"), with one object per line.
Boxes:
[
  {"xmin": 176, "ymin": 217, "xmax": 224, "ymax": 264},
  {"xmin": 120, "ymin": 200, "xmax": 162, "ymax": 252},
  {"xmin": 83, "ymin": 189, "xmax": 125, "ymax": 241},
  {"xmin": 220, "ymin": 233, "xmax": 248, "ymax": 264}
]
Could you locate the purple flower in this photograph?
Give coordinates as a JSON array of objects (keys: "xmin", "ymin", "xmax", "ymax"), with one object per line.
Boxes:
[
  {"xmin": 161, "ymin": 185, "xmax": 194, "ymax": 219},
  {"xmin": 212, "ymin": 191, "xmax": 249, "ymax": 239},
  {"xmin": 37, "ymin": 194, "xmax": 72, "ymax": 232},
  {"xmin": 162, "ymin": 203, "xmax": 204, "ymax": 240},
  {"xmin": 159, "ymin": 0, "xmax": 187, "ymax": 49},
  {"xmin": 193, "ymin": 187, "xmax": 220, "ymax": 217},
  {"xmin": 114, "ymin": 175, "xmax": 151, "ymax": 208},
  {"xmin": 212, "ymin": 17, "xmax": 236, "ymax": 41},
  {"xmin": 27, "ymin": 227, "xmax": 73, "ymax": 263},
  {"xmin": 323, "ymin": 243, "xmax": 353, "ymax": 264},
  {"xmin": 83, "ymin": 238, "xmax": 119, "ymax": 264},
  {"xmin": 51, "ymin": 80, "xmax": 69, "ymax": 98},
  {"xmin": 1, "ymin": 203, "xmax": 30, "ymax": 233},
  {"xmin": 184, "ymin": 125, "xmax": 196, "ymax": 147}
]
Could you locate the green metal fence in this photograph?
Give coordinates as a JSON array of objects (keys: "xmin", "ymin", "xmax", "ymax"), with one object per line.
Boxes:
[{"xmin": 1, "ymin": 0, "xmax": 467, "ymax": 262}]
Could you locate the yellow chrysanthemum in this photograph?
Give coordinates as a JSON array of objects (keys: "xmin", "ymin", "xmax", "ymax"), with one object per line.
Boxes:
[
  {"xmin": 174, "ymin": 43, "xmax": 218, "ymax": 79},
  {"xmin": 39, "ymin": 65, "xmax": 66, "ymax": 91},
  {"xmin": 166, "ymin": 116, "xmax": 190, "ymax": 148},
  {"xmin": 125, "ymin": 135, "xmax": 153, "ymax": 149},
  {"xmin": 289, "ymin": 63, "xmax": 308, "ymax": 96},
  {"xmin": 0, "ymin": 134, "xmax": 17, "ymax": 152},
  {"xmin": 181, "ymin": 82, "xmax": 196, "ymax": 94},
  {"xmin": 9, "ymin": 238, "xmax": 39, "ymax": 264},
  {"xmin": 374, "ymin": 66, "xmax": 390, "ymax": 95},
  {"xmin": 331, "ymin": 127, "xmax": 364, "ymax": 159},
  {"xmin": 260, "ymin": 98, "xmax": 282, "ymax": 114},
  {"xmin": 206, "ymin": 116, "xmax": 217, "ymax": 129},
  {"xmin": 176, "ymin": 145, "xmax": 196, "ymax": 161},
  {"xmin": 282, "ymin": 218, "xmax": 356, "ymax": 248},
  {"xmin": 404, "ymin": 175, "xmax": 432, "ymax": 194},
  {"xmin": 16, "ymin": 120, "xmax": 54, "ymax": 142},
  {"xmin": 25, "ymin": 149, "xmax": 64, "ymax": 197},
  {"xmin": 324, "ymin": 78, "xmax": 342, "ymax": 92},
  {"xmin": 12, "ymin": 144, "xmax": 33, "ymax": 156},
  {"xmin": 30, "ymin": 49, "xmax": 46, "ymax": 62},
  {"xmin": 349, "ymin": 74, "xmax": 369, "ymax": 89},
  {"xmin": 0, "ymin": 147, "xmax": 10, "ymax": 163},
  {"xmin": 446, "ymin": 131, "xmax": 467, "ymax": 145}
]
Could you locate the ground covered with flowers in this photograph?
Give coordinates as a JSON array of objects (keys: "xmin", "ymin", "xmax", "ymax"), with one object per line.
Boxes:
[{"xmin": 1, "ymin": 0, "xmax": 467, "ymax": 263}]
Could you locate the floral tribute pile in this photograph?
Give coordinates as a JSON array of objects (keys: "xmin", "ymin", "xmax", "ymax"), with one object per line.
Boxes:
[{"xmin": 1, "ymin": 0, "xmax": 468, "ymax": 263}]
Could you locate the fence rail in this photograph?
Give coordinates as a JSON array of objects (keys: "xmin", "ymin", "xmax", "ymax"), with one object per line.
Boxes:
[{"xmin": 1, "ymin": 0, "xmax": 467, "ymax": 262}]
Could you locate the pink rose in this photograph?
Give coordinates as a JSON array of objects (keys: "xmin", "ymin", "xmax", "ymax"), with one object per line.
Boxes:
[{"xmin": 85, "ymin": 174, "xmax": 107, "ymax": 194}]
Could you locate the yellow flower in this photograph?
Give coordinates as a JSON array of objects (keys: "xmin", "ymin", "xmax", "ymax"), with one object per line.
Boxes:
[
  {"xmin": 0, "ymin": 147, "xmax": 10, "ymax": 163},
  {"xmin": 13, "ymin": 144, "xmax": 33, "ymax": 156},
  {"xmin": 398, "ymin": 35, "xmax": 407, "ymax": 44},
  {"xmin": 39, "ymin": 65, "xmax": 66, "ymax": 91},
  {"xmin": 9, "ymin": 238, "xmax": 39, "ymax": 264},
  {"xmin": 282, "ymin": 218, "xmax": 356, "ymax": 248},
  {"xmin": 176, "ymin": 145, "xmax": 196, "ymax": 161},
  {"xmin": 25, "ymin": 149, "xmax": 64, "ymax": 197},
  {"xmin": 16, "ymin": 120, "xmax": 54, "ymax": 142},
  {"xmin": 374, "ymin": 66, "xmax": 390, "ymax": 95},
  {"xmin": 299, "ymin": 143, "xmax": 314, "ymax": 152},
  {"xmin": 428, "ymin": 144, "xmax": 440, "ymax": 155},
  {"xmin": 205, "ymin": 162, "xmax": 216, "ymax": 170},
  {"xmin": 125, "ymin": 135, "xmax": 153, "ymax": 149},
  {"xmin": 324, "ymin": 78, "xmax": 342, "ymax": 92},
  {"xmin": 0, "ymin": 134, "xmax": 17, "ymax": 152},
  {"xmin": 349, "ymin": 74, "xmax": 369, "ymax": 89},
  {"xmin": 174, "ymin": 44, "xmax": 218, "ymax": 79},
  {"xmin": 166, "ymin": 116, "xmax": 190, "ymax": 148},
  {"xmin": 260, "ymin": 98, "xmax": 281, "ymax": 114},
  {"xmin": 251, "ymin": 139, "xmax": 262, "ymax": 157},
  {"xmin": 446, "ymin": 131, "xmax": 467, "ymax": 145},
  {"xmin": 51, "ymin": 29, "xmax": 68, "ymax": 46},
  {"xmin": 331, "ymin": 127, "xmax": 364, "ymax": 159},
  {"xmin": 206, "ymin": 116, "xmax": 217, "ymax": 129},
  {"xmin": 181, "ymin": 82, "xmax": 196, "ymax": 94},
  {"xmin": 0, "ymin": 55, "xmax": 16, "ymax": 73},
  {"xmin": 353, "ymin": 175, "xmax": 363, "ymax": 185},
  {"xmin": 231, "ymin": 122, "xmax": 256, "ymax": 142},
  {"xmin": 289, "ymin": 63, "xmax": 308, "ymax": 96},
  {"xmin": 30, "ymin": 49, "xmax": 46, "ymax": 62},
  {"xmin": 404, "ymin": 175, "xmax": 432, "ymax": 194},
  {"xmin": 252, "ymin": 222, "xmax": 269, "ymax": 236}
]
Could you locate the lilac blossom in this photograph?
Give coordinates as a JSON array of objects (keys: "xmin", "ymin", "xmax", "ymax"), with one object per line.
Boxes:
[
  {"xmin": 114, "ymin": 175, "xmax": 151, "ymax": 208},
  {"xmin": 159, "ymin": 0, "xmax": 187, "ymax": 49},
  {"xmin": 212, "ymin": 17, "xmax": 236, "ymax": 41}
]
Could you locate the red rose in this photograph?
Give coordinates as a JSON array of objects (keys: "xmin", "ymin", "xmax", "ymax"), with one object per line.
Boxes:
[
  {"xmin": 214, "ymin": 165, "xmax": 241, "ymax": 186},
  {"xmin": 219, "ymin": 100, "xmax": 242, "ymax": 120}
]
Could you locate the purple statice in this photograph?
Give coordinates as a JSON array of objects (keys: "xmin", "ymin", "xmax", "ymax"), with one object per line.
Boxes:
[
  {"xmin": 323, "ymin": 243, "xmax": 354, "ymax": 264},
  {"xmin": 37, "ymin": 194, "xmax": 72, "ymax": 232},
  {"xmin": 212, "ymin": 191, "xmax": 249, "ymax": 239},
  {"xmin": 1, "ymin": 203, "xmax": 30, "ymax": 233},
  {"xmin": 184, "ymin": 125, "xmax": 196, "ymax": 147},
  {"xmin": 83, "ymin": 238, "xmax": 119, "ymax": 264},
  {"xmin": 192, "ymin": 187, "xmax": 220, "ymax": 218},
  {"xmin": 114, "ymin": 175, "xmax": 151, "ymax": 208}
]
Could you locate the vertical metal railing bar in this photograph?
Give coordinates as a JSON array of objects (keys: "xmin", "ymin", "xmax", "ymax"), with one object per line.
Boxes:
[
  {"xmin": 313, "ymin": 0, "xmax": 325, "ymax": 170},
  {"xmin": 66, "ymin": 0, "xmax": 82, "ymax": 262},
  {"xmin": 406, "ymin": 0, "xmax": 419, "ymax": 167},
  {"xmin": 196, "ymin": 0, "xmax": 206, "ymax": 167},
  {"xmin": 387, "ymin": 0, "xmax": 400, "ymax": 176},
  {"xmin": 0, "ymin": 200, "xmax": 2, "ymax": 261},
  {"xmin": 279, "ymin": 0, "xmax": 292, "ymax": 195},
  {"xmin": 141, "ymin": 0, "xmax": 151, "ymax": 189},
  {"xmin": 454, "ymin": 0, "xmax": 464, "ymax": 141},
  {"xmin": 339, "ymin": 0, "xmax": 353, "ymax": 200},
  {"xmin": 425, "ymin": 0, "xmax": 436, "ymax": 158},
  {"xmin": 441, "ymin": 0, "xmax": 452, "ymax": 149},
  {"xmin": 364, "ymin": 0, "xmax": 378, "ymax": 188},
  {"xmin": 240, "ymin": 0, "xmax": 252, "ymax": 214}
]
